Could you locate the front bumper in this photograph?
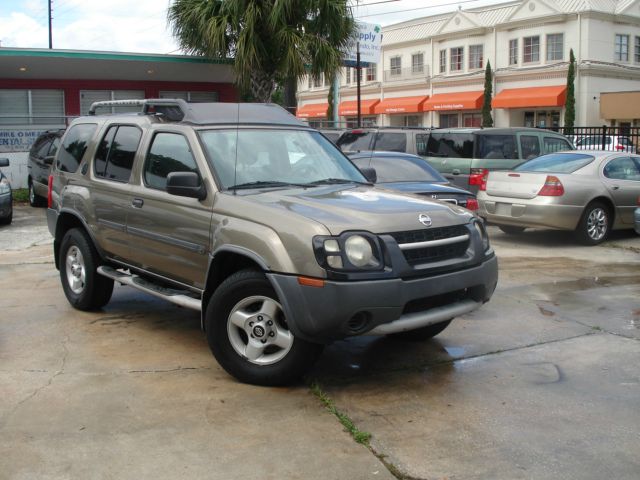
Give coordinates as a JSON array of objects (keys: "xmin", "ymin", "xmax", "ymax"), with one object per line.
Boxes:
[
  {"xmin": 268, "ymin": 254, "xmax": 498, "ymax": 343},
  {"xmin": 0, "ymin": 192, "xmax": 12, "ymax": 219},
  {"xmin": 479, "ymin": 197, "xmax": 582, "ymax": 230}
]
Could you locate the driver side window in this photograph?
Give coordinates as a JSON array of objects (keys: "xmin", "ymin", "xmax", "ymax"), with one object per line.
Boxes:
[{"xmin": 144, "ymin": 133, "xmax": 199, "ymax": 190}]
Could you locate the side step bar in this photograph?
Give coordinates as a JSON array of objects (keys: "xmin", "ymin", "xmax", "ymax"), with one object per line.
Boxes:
[{"xmin": 97, "ymin": 266, "xmax": 202, "ymax": 311}]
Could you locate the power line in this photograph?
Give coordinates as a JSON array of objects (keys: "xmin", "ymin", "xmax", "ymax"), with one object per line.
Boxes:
[{"xmin": 355, "ymin": 0, "xmax": 487, "ymax": 19}]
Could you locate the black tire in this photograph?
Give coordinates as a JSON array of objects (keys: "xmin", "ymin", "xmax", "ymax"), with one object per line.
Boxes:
[
  {"xmin": 59, "ymin": 228, "xmax": 113, "ymax": 310},
  {"xmin": 499, "ymin": 225, "xmax": 526, "ymax": 235},
  {"xmin": 575, "ymin": 201, "xmax": 610, "ymax": 245},
  {"xmin": 0, "ymin": 211, "xmax": 11, "ymax": 225},
  {"xmin": 206, "ymin": 269, "xmax": 323, "ymax": 386},
  {"xmin": 390, "ymin": 320, "xmax": 452, "ymax": 341},
  {"xmin": 28, "ymin": 180, "xmax": 46, "ymax": 207}
]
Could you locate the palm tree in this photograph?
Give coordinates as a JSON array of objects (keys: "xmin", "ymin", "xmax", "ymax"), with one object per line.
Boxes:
[{"xmin": 168, "ymin": 0, "xmax": 356, "ymax": 103}]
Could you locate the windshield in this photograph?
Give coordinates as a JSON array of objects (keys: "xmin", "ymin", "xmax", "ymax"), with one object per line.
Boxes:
[
  {"xmin": 353, "ymin": 156, "xmax": 446, "ymax": 183},
  {"xmin": 199, "ymin": 129, "xmax": 366, "ymax": 189},
  {"xmin": 336, "ymin": 131, "xmax": 374, "ymax": 152},
  {"xmin": 515, "ymin": 153, "xmax": 595, "ymax": 173}
]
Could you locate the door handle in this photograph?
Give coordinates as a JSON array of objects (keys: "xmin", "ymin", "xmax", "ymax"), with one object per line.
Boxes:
[
  {"xmin": 611, "ymin": 185, "xmax": 620, "ymax": 190},
  {"xmin": 132, "ymin": 198, "xmax": 144, "ymax": 208}
]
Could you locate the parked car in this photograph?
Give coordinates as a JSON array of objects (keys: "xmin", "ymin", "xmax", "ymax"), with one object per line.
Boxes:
[
  {"xmin": 635, "ymin": 197, "xmax": 640, "ymax": 235},
  {"xmin": 47, "ymin": 99, "xmax": 498, "ymax": 386},
  {"xmin": 477, "ymin": 151, "xmax": 640, "ymax": 244},
  {"xmin": 348, "ymin": 151, "xmax": 478, "ymax": 211},
  {"xmin": 27, "ymin": 129, "xmax": 64, "ymax": 207},
  {"xmin": 574, "ymin": 135, "xmax": 636, "ymax": 153},
  {"xmin": 0, "ymin": 158, "xmax": 12, "ymax": 225},
  {"xmin": 317, "ymin": 128, "xmax": 344, "ymax": 145},
  {"xmin": 423, "ymin": 127, "xmax": 574, "ymax": 193},
  {"xmin": 336, "ymin": 127, "xmax": 429, "ymax": 156}
]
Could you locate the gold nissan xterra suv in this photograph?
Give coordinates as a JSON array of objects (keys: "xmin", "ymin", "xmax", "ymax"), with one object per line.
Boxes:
[{"xmin": 47, "ymin": 99, "xmax": 498, "ymax": 385}]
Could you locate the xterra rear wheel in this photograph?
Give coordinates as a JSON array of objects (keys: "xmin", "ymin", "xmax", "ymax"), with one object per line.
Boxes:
[
  {"xmin": 28, "ymin": 180, "xmax": 46, "ymax": 207},
  {"xmin": 59, "ymin": 228, "xmax": 114, "ymax": 310},
  {"xmin": 206, "ymin": 269, "xmax": 323, "ymax": 386}
]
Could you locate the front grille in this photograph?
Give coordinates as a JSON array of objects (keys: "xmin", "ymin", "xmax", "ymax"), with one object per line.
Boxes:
[{"xmin": 388, "ymin": 225, "xmax": 470, "ymax": 266}]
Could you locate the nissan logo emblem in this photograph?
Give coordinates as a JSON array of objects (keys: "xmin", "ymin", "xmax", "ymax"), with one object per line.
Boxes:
[{"xmin": 419, "ymin": 214, "xmax": 432, "ymax": 227}]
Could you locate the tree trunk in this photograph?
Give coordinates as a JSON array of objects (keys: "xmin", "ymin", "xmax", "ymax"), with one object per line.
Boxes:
[
  {"xmin": 283, "ymin": 76, "xmax": 297, "ymax": 114},
  {"xmin": 250, "ymin": 70, "xmax": 276, "ymax": 103}
]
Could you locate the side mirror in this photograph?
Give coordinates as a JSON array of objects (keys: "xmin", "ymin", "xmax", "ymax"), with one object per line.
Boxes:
[
  {"xmin": 360, "ymin": 167, "xmax": 377, "ymax": 184},
  {"xmin": 0, "ymin": 158, "xmax": 9, "ymax": 168},
  {"xmin": 166, "ymin": 171, "xmax": 207, "ymax": 200},
  {"xmin": 44, "ymin": 155, "xmax": 55, "ymax": 166}
]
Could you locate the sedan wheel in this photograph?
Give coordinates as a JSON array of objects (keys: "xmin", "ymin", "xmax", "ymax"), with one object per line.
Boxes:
[{"xmin": 576, "ymin": 202, "xmax": 610, "ymax": 245}]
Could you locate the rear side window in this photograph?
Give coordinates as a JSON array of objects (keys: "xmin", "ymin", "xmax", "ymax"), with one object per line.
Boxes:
[
  {"xmin": 374, "ymin": 132, "xmax": 406, "ymax": 152},
  {"xmin": 94, "ymin": 125, "xmax": 141, "ymax": 182},
  {"xmin": 36, "ymin": 140, "xmax": 52, "ymax": 159},
  {"xmin": 336, "ymin": 131, "xmax": 374, "ymax": 152},
  {"xmin": 416, "ymin": 133, "xmax": 428, "ymax": 156},
  {"xmin": 543, "ymin": 136, "xmax": 571, "ymax": 154},
  {"xmin": 426, "ymin": 133, "xmax": 474, "ymax": 158},
  {"xmin": 475, "ymin": 134, "xmax": 518, "ymax": 160},
  {"xmin": 520, "ymin": 135, "xmax": 541, "ymax": 160},
  {"xmin": 57, "ymin": 124, "xmax": 97, "ymax": 173},
  {"xmin": 49, "ymin": 137, "xmax": 60, "ymax": 157},
  {"xmin": 603, "ymin": 157, "xmax": 640, "ymax": 180},
  {"xmin": 515, "ymin": 153, "xmax": 594, "ymax": 173},
  {"xmin": 144, "ymin": 133, "xmax": 199, "ymax": 190}
]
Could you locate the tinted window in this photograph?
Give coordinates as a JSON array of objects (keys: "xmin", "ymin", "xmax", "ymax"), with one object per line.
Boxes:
[
  {"xmin": 57, "ymin": 124, "xmax": 97, "ymax": 173},
  {"xmin": 374, "ymin": 132, "xmax": 406, "ymax": 152},
  {"xmin": 416, "ymin": 133, "xmax": 428, "ymax": 156},
  {"xmin": 515, "ymin": 153, "xmax": 594, "ymax": 173},
  {"xmin": 48, "ymin": 137, "xmax": 60, "ymax": 157},
  {"xmin": 520, "ymin": 135, "xmax": 540, "ymax": 160},
  {"xmin": 94, "ymin": 126, "xmax": 140, "ymax": 182},
  {"xmin": 371, "ymin": 156, "xmax": 446, "ymax": 183},
  {"xmin": 475, "ymin": 134, "xmax": 518, "ymax": 160},
  {"xmin": 144, "ymin": 133, "xmax": 199, "ymax": 190},
  {"xmin": 36, "ymin": 140, "xmax": 52, "ymax": 159},
  {"xmin": 543, "ymin": 136, "xmax": 571, "ymax": 154},
  {"xmin": 336, "ymin": 131, "xmax": 374, "ymax": 152},
  {"xmin": 603, "ymin": 157, "xmax": 640, "ymax": 180},
  {"xmin": 426, "ymin": 133, "xmax": 474, "ymax": 158}
]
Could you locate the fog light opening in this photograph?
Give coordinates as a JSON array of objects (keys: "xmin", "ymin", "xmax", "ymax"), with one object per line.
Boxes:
[{"xmin": 347, "ymin": 311, "xmax": 371, "ymax": 334}]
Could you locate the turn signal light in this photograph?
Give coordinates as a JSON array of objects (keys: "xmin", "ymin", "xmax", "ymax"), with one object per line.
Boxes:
[
  {"xmin": 47, "ymin": 175, "xmax": 53, "ymax": 208},
  {"xmin": 538, "ymin": 175, "xmax": 564, "ymax": 196},
  {"xmin": 470, "ymin": 168, "xmax": 489, "ymax": 187},
  {"xmin": 298, "ymin": 276, "xmax": 325, "ymax": 288},
  {"xmin": 465, "ymin": 198, "xmax": 479, "ymax": 211}
]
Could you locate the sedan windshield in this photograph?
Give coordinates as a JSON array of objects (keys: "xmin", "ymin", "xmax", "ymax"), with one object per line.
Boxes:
[
  {"xmin": 515, "ymin": 153, "xmax": 595, "ymax": 173},
  {"xmin": 198, "ymin": 129, "xmax": 366, "ymax": 189},
  {"xmin": 352, "ymin": 155, "xmax": 447, "ymax": 183}
]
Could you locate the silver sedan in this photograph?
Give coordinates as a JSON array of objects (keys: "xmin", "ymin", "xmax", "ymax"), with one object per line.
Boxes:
[{"xmin": 478, "ymin": 151, "xmax": 640, "ymax": 245}]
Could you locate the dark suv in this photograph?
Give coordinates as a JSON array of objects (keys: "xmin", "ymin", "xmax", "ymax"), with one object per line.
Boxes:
[{"xmin": 27, "ymin": 129, "xmax": 64, "ymax": 207}]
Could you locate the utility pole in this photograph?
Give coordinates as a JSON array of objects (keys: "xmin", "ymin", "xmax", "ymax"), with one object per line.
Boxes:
[
  {"xmin": 356, "ymin": 41, "xmax": 361, "ymax": 128},
  {"xmin": 48, "ymin": 0, "xmax": 53, "ymax": 49}
]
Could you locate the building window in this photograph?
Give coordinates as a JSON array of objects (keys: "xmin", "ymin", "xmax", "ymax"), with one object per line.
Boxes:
[
  {"xmin": 159, "ymin": 91, "xmax": 218, "ymax": 103},
  {"xmin": 635, "ymin": 37, "xmax": 640, "ymax": 63},
  {"xmin": 469, "ymin": 45, "xmax": 483, "ymax": 70},
  {"xmin": 0, "ymin": 89, "xmax": 65, "ymax": 125},
  {"xmin": 80, "ymin": 90, "xmax": 145, "ymax": 115},
  {"xmin": 440, "ymin": 113, "xmax": 459, "ymax": 128},
  {"xmin": 439, "ymin": 50, "xmax": 446, "ymax": 73},
  {"xmin": 366, "ymin": 64, "xmax": 377, "ymax": 81},
  {"xmin": 463, "ymin": 113, "xmax": 481, "ymax": 127},
  {"xmin": 509, "ymin": 39, "xmax": 518, "ymax": 65},
  {"xmin": 615, "ymin": 34, "xmax": 629, "ymax": 61},
  {"xmin": 390, "ymin": 56, "xmax": 402, "ymax": 76},
  {"xmin": 412, "ymin": 53, "xmax": 424, "ymax": 73},
  {"xmin": 450, "ymin": 47, "xmax": 464, "ymax": 72},
  {"xmin": 546, "ymin": 34, "xmax": 564, "ymax": 61},
  {"xmin": 313, "ymin": 75, "xmax": 323, "ymax": 88},
  {"xmin": 523, "ymin": 36, "xmax": 540, "ymax": 63},
  {"xmin": 345, "ymin": 67, "xmax": 351, "ymax": 84},
  {"xmin": 308, "ymin": 75, "xmax": 313, "ymax": 89}
]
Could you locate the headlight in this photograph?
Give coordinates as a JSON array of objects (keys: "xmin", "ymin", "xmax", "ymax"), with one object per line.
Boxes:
[
  {"xmin": 314, "ymin": 232, "xmax": 383, "ymax": 271},
  {"xmin": 473, "ymin": 220, "xmax": 491, "ymax": 252},
  {"xmin": 0, "ymin": 178, "xmax": 10, "ymax": 195}
]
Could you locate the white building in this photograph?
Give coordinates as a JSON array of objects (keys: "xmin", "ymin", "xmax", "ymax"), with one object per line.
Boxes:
[{"xmin": 296, "ymin": 0, "xmax": 640, "ymax": 130}]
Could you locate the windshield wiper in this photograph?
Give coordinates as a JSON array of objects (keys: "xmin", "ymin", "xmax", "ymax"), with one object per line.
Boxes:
[
  {"xmin": 308, "ymin": 178, "xmax": 370, "ymax": 186},
  {"xmin": 228, "ymin": 180, "xmax": 311, "ymax": 190}
]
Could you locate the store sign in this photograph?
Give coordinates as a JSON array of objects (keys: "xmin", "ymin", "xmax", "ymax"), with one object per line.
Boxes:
[
  {"xmin": 344, "ymin": 22, "xmax": 382, "ymax": 64},
  {"xmin": 0, "ymin": 128, "xmax": 50, "ymax": 153},
  {"xmin": 433, "ymin": 103, "xmax": 465, "ymax": 110}
]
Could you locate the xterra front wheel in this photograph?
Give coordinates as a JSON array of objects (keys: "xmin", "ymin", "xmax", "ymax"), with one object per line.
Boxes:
[
  {"xmin": 206, "ymin": 269, "xmax": 323, "ymax": 386},
  {"xmin": 59, "ymin": 228, "xmax": 114, "ymax": 310}
]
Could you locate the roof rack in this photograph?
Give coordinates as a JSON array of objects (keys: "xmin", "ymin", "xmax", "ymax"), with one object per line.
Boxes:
[{"xmin": 87, "ymin": 99, "xmax": 189, "ymax": 120}]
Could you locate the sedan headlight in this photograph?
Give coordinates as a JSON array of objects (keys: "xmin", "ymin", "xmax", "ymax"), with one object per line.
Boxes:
[
  {"xmin": 314, "ymin": 232, "xmax": 383, "ymax": 271},
  {"xmin": 0, "ymin": 178, "xmax": 10, "ymax": 195}
]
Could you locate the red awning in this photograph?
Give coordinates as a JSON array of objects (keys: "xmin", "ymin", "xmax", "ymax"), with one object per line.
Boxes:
[
  {"xmin": 338, "ymin": 99, "xmax": 380, "ymax": 116},
  {"xmin": 373, "ymin": 96, "xmax": 430, "ymax": 114},
  {"xmin": 492, "ymin": 86, "xmax": 567, "ymax": 109},
  {"xmin": 296, "ymin": 103, "xmax": 329, "ymax": 118},
  {"xmin": 423, "ymin": 91, "xmax": 484, "ymax": 111}
]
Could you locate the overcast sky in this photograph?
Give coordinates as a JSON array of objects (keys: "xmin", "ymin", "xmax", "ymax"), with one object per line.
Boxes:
[{"xmin": 0, "ymin": 0, "xmax": 508, "ymax": 54}]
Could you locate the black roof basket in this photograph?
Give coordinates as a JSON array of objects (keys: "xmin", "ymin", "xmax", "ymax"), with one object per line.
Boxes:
[{"xmin": 87, "ymin": 99, "xmax": 188, "ymax": 121}]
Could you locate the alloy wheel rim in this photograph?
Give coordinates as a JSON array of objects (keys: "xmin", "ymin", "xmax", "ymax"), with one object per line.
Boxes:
[
  {"xmin": 65, "ymin": 245, "xmax": 86, "ymax": 294},
  {"xmin": 586, "ymin": 208, "xmax": 607, "ymax": 241},
  {"xmin": 227, "ymin": 295, "xmax": 293, "ymax": 366},
  {"xmin": 29, "ymin": 184, "xmax": 35, "ymax": 203}
]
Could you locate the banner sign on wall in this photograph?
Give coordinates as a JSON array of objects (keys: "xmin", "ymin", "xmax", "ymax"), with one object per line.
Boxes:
[
  {"xmin": 343, "ymin": 22, "xmax": 382, "ymax": 65},
  {"xmin": 0, "ymin": 128, "xmax": 52, "ymax": 153}
]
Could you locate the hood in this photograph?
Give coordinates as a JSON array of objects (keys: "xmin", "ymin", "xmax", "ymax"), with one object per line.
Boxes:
[
  {"xmin": 236, "ymin": 184, "xmax": 474, "ymax": 235},
  {"xmin": 380, "ymin": 181, "xmax": 472, "ymax": 196}
]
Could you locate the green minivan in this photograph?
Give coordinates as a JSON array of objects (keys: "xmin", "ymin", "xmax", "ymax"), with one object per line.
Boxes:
[{"xmin": 423, "ymin": 127, "xmax": 573, "ymax": 193}]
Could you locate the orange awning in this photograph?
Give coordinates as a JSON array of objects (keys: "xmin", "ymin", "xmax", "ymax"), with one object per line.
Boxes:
[
  {"xmin": 338, "ymin": 99, "xmax": 380, "ymax": 116},
  {"xmin": 296, "ymin": 103, "xmax": 329, "ymax": 118},
  {"xmin": 492, "ymin": 86, "xmax": 567, "ymax": 109},
  {"xmin": 423, "ymin": 91, "xmax": 484, "ymax": 111},
  {"xmin": 374, "ymin": 96, "xmax": 430, "ymax": 114}
]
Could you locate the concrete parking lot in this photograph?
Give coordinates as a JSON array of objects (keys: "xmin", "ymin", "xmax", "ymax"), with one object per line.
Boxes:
[{"xmin": 1, "ymin": 205, "xmax": 639, "ymax": 479}]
